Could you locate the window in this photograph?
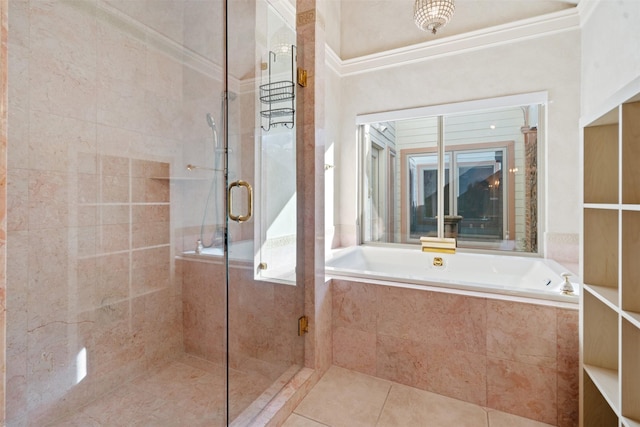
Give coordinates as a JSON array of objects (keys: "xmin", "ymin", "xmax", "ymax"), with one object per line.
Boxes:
[{"xmin": 359, "ymin": 93, "xmax": 544, "ymax": 253}]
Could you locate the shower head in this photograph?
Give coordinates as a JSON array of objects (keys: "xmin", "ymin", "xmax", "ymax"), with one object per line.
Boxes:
[
  {"xmin": 206, "ymin": 112, "xmax": 220, "ymax": 149},
  {"xmin": 206, "ymin": 113, "xmax": 216, "ymax": 130}
]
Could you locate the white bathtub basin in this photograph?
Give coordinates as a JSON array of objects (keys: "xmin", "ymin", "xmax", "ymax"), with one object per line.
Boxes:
[{"xmin": 326, "ymin": 245, "xmax": 579, "ymax": 304}]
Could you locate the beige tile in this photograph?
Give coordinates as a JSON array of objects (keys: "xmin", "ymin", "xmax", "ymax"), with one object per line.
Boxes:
[
  {"xmin": 332, "ymin": 279, "xmax": 377, "ymax": 332},
  {"xmin": 425, "ymin": 292, "xmax": 487, "ymax": 354},
  {"xmin": 425, "ymin": 343, "xmax": 488, "ymax": 406},
  {"xmin": 294, "ymin": 366, "xmax": 391, "ymax": 427},
  {"xmin": 376, "ymin": 334, "xmax": 429, "ymax": 389},
  {"xmin": 487, "ymin": 358, "xmax": 557, "ymax": 425},
  {"xmin": 557, "ymin": 369, "xmax": 579, "ymax": 427},
  {"xmin": 7, "ymin": 168, "xmax": 29, "ymax": 231},
  {"xmin": 487, "ymin": 409, "xmax": 555, "ymax": 427},
  {"xmin": 332, "ymin": 326, "xmax": 376, "ymax": 375},
  {"xmin": 376, "ymin": 285, "xmax": 429, "ymax": 341},
  {"xmin": 28, "ymin": 170, "xmax": 69, "ymax": 229},
  {"xmin": 487, "ymin": 300, "xmax": 557, "ymax": 369},
  {"xmin": 377, "ymin": 383, "xmax": 488, "ymax": 427},
  {"xmin": 282, "ymin": 413, "xmax": 329, "ymax": 427}
]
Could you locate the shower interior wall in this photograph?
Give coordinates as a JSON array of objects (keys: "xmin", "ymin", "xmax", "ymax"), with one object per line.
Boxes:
[{"xmin": 3, "ymin": 0, "xmax": 257, "ymax": 424}]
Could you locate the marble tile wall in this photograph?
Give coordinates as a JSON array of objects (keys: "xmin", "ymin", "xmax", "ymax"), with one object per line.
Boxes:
[
  {"xmin": 180, "ymin": 258, "xmax": 304, "ymax": 373},
  {"xmin": 296, "ymin": 0, "xmax": 331, "ymax": 376},
  {"xmin": 5, "ymin": 1, "xmax": 188, "ymax": 424},
  {"xmin": 179, "ymin": 257, "xmax": 305, "ymax": 418},
  {"xmin": 1, "ymin": 0, "xmax": 8, "ymax": 423},
  {"xmin": 331, "ymin": 279, "xmax": 579, "ymax": 427}
]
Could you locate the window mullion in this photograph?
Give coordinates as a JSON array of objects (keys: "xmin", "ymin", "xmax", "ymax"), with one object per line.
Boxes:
[{"xmin": 437, "ymin": 115, "xmax": 445, "ymax": 239}]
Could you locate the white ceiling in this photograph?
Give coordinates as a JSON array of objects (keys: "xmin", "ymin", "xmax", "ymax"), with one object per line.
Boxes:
[{"xmin": 338, "ymin": 0, "xmax": 580, "ymax": 59}]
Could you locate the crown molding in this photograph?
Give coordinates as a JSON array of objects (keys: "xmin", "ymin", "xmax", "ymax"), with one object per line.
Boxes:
[
  {"xmin": 325, "ymin": 45, "xmax": 342, "ymax": 76},
  {"xmin": 326, "ymin": 8, "xmax": 580, "ymax": 77},
  {"xmin": 576, "ymin": 0, "xmax": 600, "ymax": 25}
]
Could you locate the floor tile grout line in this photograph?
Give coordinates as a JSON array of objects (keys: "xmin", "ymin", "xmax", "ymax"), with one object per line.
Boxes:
[
  {"xmin": 374, "ymin": 382, "xmax": 394, "ymax": 426},
  {"xmin": 292, "ymin": 410, "xmax": 332, "ymax": 426},
  {"xmin": 484, "ymin": 407, "xmax": 491, "ymax": 427}
]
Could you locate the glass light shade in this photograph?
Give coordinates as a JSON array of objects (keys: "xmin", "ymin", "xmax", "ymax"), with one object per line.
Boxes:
[
  {"xmin": 414, "ymin": 0, "xmax": 455, "ymax": 34},
  {"xmin": 271, "ymin": 26, "xmax": 293, "ymax": 56}
]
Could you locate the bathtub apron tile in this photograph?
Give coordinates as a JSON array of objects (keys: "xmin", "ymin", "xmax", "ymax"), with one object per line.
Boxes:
[
  {"xmin": 487, "ymin": 300, "xmax": 557, "ymax": 369},
  {"xmin": 375, "ymin": 285, "xmax": 431, "ymax": 342},
  {"xmin": 556, "ymin": 308, "xmax": 579, "ymax": 374},
  {"xmin": 557, "ymin": 368, "xmax": 579, "ymax": 427},
  {"xmin": 375, "ymin": 334, "xmax": 429, "ymax": 390},
  {"xmin": 423, "ymin": 292, "xmax": 487, "ymax": 355},
  {"xmin": 332, "ymin": 326, "xmax": 376, "ymax": 376},
  {"xmin": 425, "ymin": 344, "xmax": 488, "ymax": 406},
  {"xmin": 556, "ymin": 308, "xmax": 579, "ymax": 427},
  {"xmin": 332, "ymin": 279, "xmax": 376, "ymax": 333},
  {"xmin": 487, "ymin": 357, "xmax": 557, "ymax": 425}
]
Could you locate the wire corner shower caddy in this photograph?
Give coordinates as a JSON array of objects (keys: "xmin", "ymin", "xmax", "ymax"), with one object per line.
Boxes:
[{"xmin": 260, "ymin": 46, "xmax": 296, "ymax": 131}]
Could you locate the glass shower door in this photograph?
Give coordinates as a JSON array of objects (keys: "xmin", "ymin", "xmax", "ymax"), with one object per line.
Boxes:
[
  {"xmin": 5, "ymin": 0, "xmax": 301, "ymax": 424},
  {"xmin": 225, "ymin": 0, "xmax": 304, "ymax": 424},
  {"xmin": 5, "ymin": 0, "xmax": 231, "ymax": 425}
]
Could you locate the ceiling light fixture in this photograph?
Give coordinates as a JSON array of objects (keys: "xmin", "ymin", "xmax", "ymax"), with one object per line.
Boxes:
[{"xmin": 414, "ymin": 0, "xmax": 455, "ymax": 35}]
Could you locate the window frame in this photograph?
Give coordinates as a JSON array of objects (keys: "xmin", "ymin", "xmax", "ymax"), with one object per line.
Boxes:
[
  {"xmin": 401, "ymin": 142, "xmax": 516, "ymax": 246},
  {"xmin": 356, "ymin": 92, "xmax": 546, "ymax": 255}
]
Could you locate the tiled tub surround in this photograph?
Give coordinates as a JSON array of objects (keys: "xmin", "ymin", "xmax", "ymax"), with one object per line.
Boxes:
[
  {"xmin": 331, "ymin": 279, "xmax": 579, "ymax": 427},
  {"xmin": 179, "ymin": 254, "xmax": 305, "ymax": 419}
]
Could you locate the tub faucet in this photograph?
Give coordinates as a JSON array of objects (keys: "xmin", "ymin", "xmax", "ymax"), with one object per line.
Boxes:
[
  {"xmin": 560, "ymin": 273, "xmax": 574, "ymax": 295},
  {"xmin": 420, "ymin": 236, "xmax": 456, "ymax": 254}
]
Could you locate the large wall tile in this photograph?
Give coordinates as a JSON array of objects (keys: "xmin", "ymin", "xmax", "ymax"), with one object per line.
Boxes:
[
  {"xmin": 376, "ymin": 333, "xmax": 429, "ymax": 389},
  {"xmin": 332, "ymin": 326, "xmax": 376, "ymax": 375},
  {"xmin": 376, "ymin": 285, "xmax": 430, "ymax": 341},
  {"xmin": 332, "ymin": 279, "xmax": 578, "ymax": 424},
  {"xmin": 332, "ymin": 279, "xmax": 376, "ymax": 332},
  {"xmin": 424, "ymin": 291, "xmax": 486, "ymax": 354},
  {"xmin": 28, "ymin": 170, "xmax": 69, "ymax": 229},
  {"xmin": 425, "ymin": 344, "xmax": 487, "ymax": 406},
  {"xmin": 487, "ymin": 357, "xmax": 557, "ymax": 425},
  {"xmin": 487, "ymin": 299, "xmax": 557, "ymax": 368}
]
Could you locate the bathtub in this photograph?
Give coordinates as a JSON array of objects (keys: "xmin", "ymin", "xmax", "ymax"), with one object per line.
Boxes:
[
  {"xmin": 326, "ymin": 245, "xmax": 579, "ymax": 304},
  {"xmin": 180, "ymin": 240, "xmax": 296, "ymax": 283},
  {"xmin": 181, "ymin": 240, "xmax": 253, "ymax": 262}
]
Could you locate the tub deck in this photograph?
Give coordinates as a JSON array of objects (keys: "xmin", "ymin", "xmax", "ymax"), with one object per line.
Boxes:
[{"xmin": 326, "ymin": 245, "xmax": 579, "ymax": 305}]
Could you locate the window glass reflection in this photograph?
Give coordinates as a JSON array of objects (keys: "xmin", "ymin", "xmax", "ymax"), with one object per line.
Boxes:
[{"xmin": 362, "ymin": 103, "xmax": 540, "ymax": 253}]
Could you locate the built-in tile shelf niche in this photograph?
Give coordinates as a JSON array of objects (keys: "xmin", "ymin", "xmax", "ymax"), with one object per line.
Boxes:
[{"xmin": 582, "ymin": 90, "xmax": 640, "ymax": 427}]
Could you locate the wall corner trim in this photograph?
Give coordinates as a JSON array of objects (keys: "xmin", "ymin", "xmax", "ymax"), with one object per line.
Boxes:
[{"xmin": 326, "ymin": 8, "xmax": 580, "ymax": 77}]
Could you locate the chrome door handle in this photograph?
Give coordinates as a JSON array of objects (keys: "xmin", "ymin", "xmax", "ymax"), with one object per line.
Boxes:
[{"xmin": 228, "ymin": 180, "xmax": 253, "ymax": 223}]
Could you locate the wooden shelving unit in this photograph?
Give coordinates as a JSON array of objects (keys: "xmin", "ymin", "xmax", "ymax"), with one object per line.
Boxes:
[{"xmin": 582, "ymin": 96, "xmax": 640, "ymax": 427}]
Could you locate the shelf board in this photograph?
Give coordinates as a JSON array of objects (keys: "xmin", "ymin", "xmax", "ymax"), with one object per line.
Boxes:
[
  {"xmin": 584, "ymin": 284, "xmax": 620, "ymax": 310},
  {"xmin": 584, "ymin": 364, "xmax": 620, "ymax": 414},
  {"xmin": 622, "ymin": 310, "xmax": 640, "ymax": 329},
  {"xmin": 622, "ymin": 204, "xmax": 640, "ymax": 211}
]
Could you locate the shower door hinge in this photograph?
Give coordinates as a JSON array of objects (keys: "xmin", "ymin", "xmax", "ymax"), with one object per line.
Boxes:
[
  {"xmin": 297, "ymin": 68, "xmax": 307, "ymax": 87},
  {"xmin": 298, "ymin": 315, "xmax": 309, "ymax": 336}
]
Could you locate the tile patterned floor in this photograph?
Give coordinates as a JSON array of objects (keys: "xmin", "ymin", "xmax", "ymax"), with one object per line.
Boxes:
[
  {"xmin": 49, "ymin": 361, "xmax": 556, "ymax": 426},
  {"xmin": 283, "ymin": 366, "xmax": 556, "ymax": 427},
  {"xmin": 49, "ymin": 354, "xmax": 275, "ymax": 426}
]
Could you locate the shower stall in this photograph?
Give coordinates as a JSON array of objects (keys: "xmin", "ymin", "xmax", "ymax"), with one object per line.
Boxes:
[{"xmin": 5, "ymin": 0, "xmax": 303, "ymax": 425}]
